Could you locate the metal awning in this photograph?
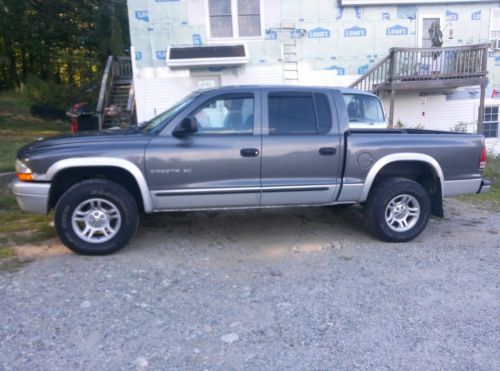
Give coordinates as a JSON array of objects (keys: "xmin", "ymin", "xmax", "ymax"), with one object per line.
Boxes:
[{"xmin": 166, "ymin": 44, "xmax": 249, "ymax": 68}]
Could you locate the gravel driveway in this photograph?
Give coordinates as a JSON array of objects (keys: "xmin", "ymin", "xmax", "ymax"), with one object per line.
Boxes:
[{"xmin": 0, "ymin": 199, "xmax": 499, "ymax": 370}]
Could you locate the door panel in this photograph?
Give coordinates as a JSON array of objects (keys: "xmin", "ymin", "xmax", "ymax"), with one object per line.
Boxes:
[
  {"xmin": 261, "ymin": 90, "xmax": 342, "ymax": 206},
  {"xmin": 145, "ymin": 92, "xmax": 261, "ymax": 210}
]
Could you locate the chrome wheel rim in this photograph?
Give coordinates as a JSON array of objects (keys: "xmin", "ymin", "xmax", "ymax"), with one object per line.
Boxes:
[
  {"xmin": 71, "ymin": 198, "xmax": 121, "ymax": 243},
  {"xmin": 385, "ymin": 194, "xmax": 420, "ymax": 232}
]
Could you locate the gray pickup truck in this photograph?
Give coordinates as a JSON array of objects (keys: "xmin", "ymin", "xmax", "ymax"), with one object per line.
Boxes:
[{"xmin": 11, "ymin": 86, "xmax": 490, "ymax": 255}]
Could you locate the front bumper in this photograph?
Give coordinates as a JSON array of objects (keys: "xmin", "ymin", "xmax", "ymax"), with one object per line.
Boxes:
[
  {"xmin": 9, "ymin": 179, "xmax": 50, "ymax": 214},
  {"xmin": 478, "ymin": 180, "xmax": 491, "ymax": 194}
]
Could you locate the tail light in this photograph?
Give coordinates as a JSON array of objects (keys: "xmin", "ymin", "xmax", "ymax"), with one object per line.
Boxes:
[{"xmin": 479, "ymin": 145, "xmax": 487, "ymax": 169}]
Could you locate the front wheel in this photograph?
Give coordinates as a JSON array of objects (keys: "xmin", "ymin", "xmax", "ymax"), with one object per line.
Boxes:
[
  {"xmin": 364, "ymin": 177, "xmax": 431, "ymax": 242},
  {"xmin": 54, "ymin": 179, "xmax": 139, "ymax": 255}
]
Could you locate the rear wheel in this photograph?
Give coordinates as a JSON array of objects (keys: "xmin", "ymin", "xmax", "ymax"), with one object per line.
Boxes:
[
  {"xmin": 364, "ymin": 177, "xmax": 431, "ymax": 242},
  {"xmin": 54, "ymin": 179, "xmax": 139, "ymax": 255}
]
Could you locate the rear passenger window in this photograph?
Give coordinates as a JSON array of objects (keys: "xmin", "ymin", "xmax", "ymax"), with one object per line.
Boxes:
[
  {"xmin": 268, "ymin": 92, "xmax": 332, "ymax": 134},
  {"xmin": 314, "ymin": 93, "xmax": 332, "ymax": 134}
]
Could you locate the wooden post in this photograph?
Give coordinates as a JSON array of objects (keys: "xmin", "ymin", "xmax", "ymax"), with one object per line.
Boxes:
[
  {"xmin": 389, "ymin": 89, "xmax": 396, "ymax": 128},
  {"xmin": 388, "ymin": 49, "xmax": 396, "ymax": 128},
  {"xmin": 477, "ymin": 45, "xmax": 489, "ymax": 134},
  {"xmin": 477, "ymin": 83, "xmax": 486, "ymax": 135}
]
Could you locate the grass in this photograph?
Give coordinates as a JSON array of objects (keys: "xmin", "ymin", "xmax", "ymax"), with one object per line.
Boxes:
[
  {"xmin": 459, "ymin": 157, "xmax": 500, "ymax": 211},
  {"xmin": 0, "ymin": 91, "xmax": 65, "ymax": 256},
  {"xmin": 0, "ymin": 91, "xmax": 68, "ymax": 172}
]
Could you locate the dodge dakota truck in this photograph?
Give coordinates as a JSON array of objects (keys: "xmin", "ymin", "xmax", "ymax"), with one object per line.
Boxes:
[{"xmin": 11, "ymin": 86, "xmax": 490, "ymax": 255}]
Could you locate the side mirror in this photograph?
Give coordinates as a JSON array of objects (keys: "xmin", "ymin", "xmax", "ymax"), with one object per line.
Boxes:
[{"xmin": 173, "ymin": 116, "xmax": 198, "ymax": 137}]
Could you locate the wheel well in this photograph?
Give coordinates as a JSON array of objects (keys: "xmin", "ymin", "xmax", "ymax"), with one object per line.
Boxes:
[
  {"xmin": 372, "ymin": 161, "xmax": 443, "ymax": 217},
  {"xmin": 48, "ymin": 167, "xmax": 145, "ymax": 213}
]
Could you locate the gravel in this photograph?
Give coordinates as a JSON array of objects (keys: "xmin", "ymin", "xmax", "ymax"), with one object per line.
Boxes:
[{"xmin": 0, "ymin": 198, "xmax": 499, "ymax": 370}]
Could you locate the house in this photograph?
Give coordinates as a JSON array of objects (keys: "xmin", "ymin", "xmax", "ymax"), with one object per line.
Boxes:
[{"xmin": 124, "ymin": 0, "xmax": 500, "ymax": 153}]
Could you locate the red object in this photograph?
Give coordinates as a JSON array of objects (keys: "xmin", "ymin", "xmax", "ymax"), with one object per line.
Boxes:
[
  {"xmin": 479, "ymin": 145, "xmax": 487, "ymax": 169},
  {"xmin": 70, "ymin": 117, "xmax": 78, "ymax": 133},
  {"xmin": 69, "ymin": 102, "xmax": 91, "ymax": 133},
  {"xmin": 492, "ymin": 89, "xmax": 497, "ymax": 98}
]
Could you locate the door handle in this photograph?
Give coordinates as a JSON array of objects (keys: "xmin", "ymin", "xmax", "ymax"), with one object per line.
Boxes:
[
  {"xmin": 240, "ymin": 148, "xmax": 260, "ymax": 157},
  {"xmin": 319, "ymin": 147, "xmax": 337, "ymax": 156}
]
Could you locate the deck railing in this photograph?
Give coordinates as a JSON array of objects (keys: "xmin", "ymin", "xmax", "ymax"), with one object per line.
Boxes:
[
  {"xmin": 96, "ymin": 56, "xmax": 134, "ymax": 129},
  {"xmin": 350, "ymin": 43, "xmax": 489, "ymax": 91},
  {"xmin": 391, "ymin": 43, "xmax": 488, "ymax": 82}
]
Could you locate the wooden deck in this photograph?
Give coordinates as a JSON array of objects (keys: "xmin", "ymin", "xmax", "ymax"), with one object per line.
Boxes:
[{"xmin": 350, "ymin": 43, "xmax": 489, "ymax": 131}]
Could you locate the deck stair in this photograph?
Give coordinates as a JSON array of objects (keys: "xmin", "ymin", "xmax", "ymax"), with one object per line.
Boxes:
[{"xmin": 96, "ymin": 56, "xmax": 136, "ymax": 129}]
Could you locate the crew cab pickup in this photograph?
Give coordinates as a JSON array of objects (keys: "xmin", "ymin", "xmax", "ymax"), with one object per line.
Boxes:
[{"xmin": 11, "ymin": 86, "xmax": 490, "ymax": 255}]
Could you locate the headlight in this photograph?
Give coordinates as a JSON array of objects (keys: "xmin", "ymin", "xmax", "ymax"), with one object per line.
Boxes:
[{"xmin": 15, "ymin": 159, "xmax": 33, "ymax": 181}]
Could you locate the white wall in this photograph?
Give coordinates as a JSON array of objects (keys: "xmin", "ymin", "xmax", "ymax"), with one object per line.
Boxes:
[{"xmin": 380, "ymin": 91, "xmax": 479, "ymax": 131}]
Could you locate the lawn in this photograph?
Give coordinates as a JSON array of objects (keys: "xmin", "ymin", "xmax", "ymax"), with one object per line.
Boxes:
[
  {"xmin": 0, "ymin": 92, "xmax": 68, "ymax": 258},
  {"xmin": 459, "ymin": 156, "xmax": 500, "ymax": 211},
  {"xmin": 0, "ymin": 92, "xmax": 68, "ymax": 172}
]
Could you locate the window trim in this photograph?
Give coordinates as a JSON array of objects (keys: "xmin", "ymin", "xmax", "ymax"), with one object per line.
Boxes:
[
  {"xmin": 187, "ymin": 93, "xmax": 256, "ymax": 136},
  {"xmin": 483, "ymin": 105, "xmax": 499, "ymax": 138},
  {"xmin": 205, "ymin": 0, "xmax": 265, "ymax": 41}
]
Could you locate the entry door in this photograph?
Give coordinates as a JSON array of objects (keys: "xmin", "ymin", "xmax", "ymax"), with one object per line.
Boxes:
[
  {"xmin": 417, "ymin": 14, "xmax": 443, "ymax": 48},
  {"xmin": 145, "ymin": 91, "xmax": 262, "ymax": 210},
  {"xmin": 260, "ymin": 90, "xmax": 342, "ymax": 206}
]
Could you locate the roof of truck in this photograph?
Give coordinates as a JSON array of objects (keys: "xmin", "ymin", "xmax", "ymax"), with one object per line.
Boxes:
[{"xmin": 196, "ymin": 85, "xmax": 377, "ymax": 97}]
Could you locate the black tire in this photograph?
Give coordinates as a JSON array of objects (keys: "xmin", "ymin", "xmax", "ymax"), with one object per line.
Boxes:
[
  {"xmin": 364, "ymin": 177, "xmax": 431, "ymax": 242},
  {"xmin": 54, "ymin": 179, "xmax": 139, "ymax": 255}
]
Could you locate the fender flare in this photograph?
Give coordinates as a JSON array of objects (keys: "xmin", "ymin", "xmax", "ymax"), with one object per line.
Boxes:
[
  {"xmin": 359, "ymin": 153, "xmax": 444, "ymax": 202},
  {"xmin": 45, "ymin": 157, "xmax": 154, "ymax": 213}
]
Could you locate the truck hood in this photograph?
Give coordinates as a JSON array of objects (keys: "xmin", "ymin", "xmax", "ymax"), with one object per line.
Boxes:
[{"xmin": 19, "ymin": 128, "xmax": 150, "ymax": 153}]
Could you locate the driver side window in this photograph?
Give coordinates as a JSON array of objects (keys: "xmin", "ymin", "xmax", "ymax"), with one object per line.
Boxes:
[{"xmin": 191, "ymin": 94, "xmax": 254, "ymax": 134}]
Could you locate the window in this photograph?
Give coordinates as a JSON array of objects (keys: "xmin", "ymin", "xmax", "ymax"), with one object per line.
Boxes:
[
  {"xmin": 208, "ymin": 0, "xmax": 233, "ymax": 38},
  {"xmin": 191, "ymin": 94, "xmax": 254, "ymax": 134},
  {"xmin": 268, "ymin": 92, "xmax": 332, "ymax": 135},
  {"xmin": 490, "ymin": 9, "xmax": 500, "ymax": 42},
  {"xmin": 343, "ymin": 94, "xmax": 385, "ymax": 124},
  {"xmin": 483, "ymin": 106, "xmax": 499, "ymax": 138},
  {"xmin": 208, "ymin": 0, "xmax": 262, "ymax": 38}
]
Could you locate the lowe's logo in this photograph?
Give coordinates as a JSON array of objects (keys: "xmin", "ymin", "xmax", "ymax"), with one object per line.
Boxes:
[
  {"xmin": 471, "ymin": 10, "xmax": 481, "ymax": 20},
  {"xmin": 308, "ymin": 27, "xmax": 330, "ymax": 38},
  {"xmin": 325, "ymin": 65, "xmax": 345, "ymax": 76},
  {"xmin": 265, "ymin": 29, "xmax": 277, "ymax": 40},
  {"xmin": 135, "ymin": 11, "xmax": 149, "ymax": 22},
  {"xmin": 156, "ymin": 50, "xmax": 167, "ymax": 60},
  {"xmin": 358, "ymin": 64, "xmax": 369, "ymax": 74},
  {"xmin": 446, "ymin": 10, "xmax": 459, "ymax": 21},
  {"xmin": 386, "ymin": 24, "xmax": 408, "ymax": 36},
  {"xmin": 344, "ymin": 26, "xmax": 366, "ymax": 37},
  {"xmin": 193, "ymin": 34, "xmax": 202, "ymax": 45}
]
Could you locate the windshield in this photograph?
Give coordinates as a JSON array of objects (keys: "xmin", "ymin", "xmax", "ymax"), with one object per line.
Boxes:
[
  {"xmin": 140, "ymin": 92, "xmax": 200, "ymax": 134},
  {"xmin": 343, "ymin": 93, "xmax": 385, "ymax": 123}
]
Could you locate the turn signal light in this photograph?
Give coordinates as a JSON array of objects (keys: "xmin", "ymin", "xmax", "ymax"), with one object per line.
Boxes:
[
  {"xmin": 16, "ymin": 173, "xmax": 33, "ymax": 181},
  {"xmin": 479, "ymin": 146, "xmax": 487, "ymax": 170}
]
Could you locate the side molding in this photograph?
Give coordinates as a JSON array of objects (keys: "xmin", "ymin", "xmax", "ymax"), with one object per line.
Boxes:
[
  {"xmin": 359, "ymin": 153, "xmax": 445, "ymax": 202},
  {"xmin": 45, "ymin": 157, "xmax": 154, "ymax": 213}
]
